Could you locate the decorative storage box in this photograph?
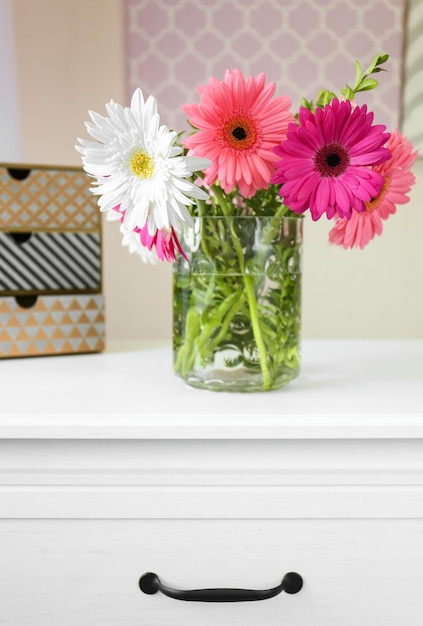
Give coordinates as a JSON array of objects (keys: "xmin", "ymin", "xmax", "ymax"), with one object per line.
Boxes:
[{"xmin": 0, "ymin": 164, "xmax": 105, "ymax": 358}]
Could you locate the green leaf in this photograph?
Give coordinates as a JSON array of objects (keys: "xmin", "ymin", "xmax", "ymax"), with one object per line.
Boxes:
[
  {"xmin": 364, "ymin": 53, "xmax": 389, "ymax": 78},
  {"xmin": 315, "ymin": 89, "xmax": 337, "ymax": 108},
  {"xmin": 354, "ymin": 60, "xmax": 363, "ymax": 89},
  {"xmin": 376, "ymin": 53, "xmax": 389, "ymax": 65},
  {"xmin": 364, "ymin": 57, "xmax": 377, "ymax": 76},
  {"xmin": 340, "ymin": 84, "xmax": 355, "ymax": 101},
  {"xmin": 300, "ymin": 97, "xmax": 313, "ymax": 110},
  {"xmin": 356, "ymin": 77, "xmax": 379, "ymax": 92}
]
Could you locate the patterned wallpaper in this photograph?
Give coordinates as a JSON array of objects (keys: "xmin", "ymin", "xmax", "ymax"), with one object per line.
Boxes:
[{"xmin": 125, "ymin": 0, "xmax": 405, "ymax": 135}]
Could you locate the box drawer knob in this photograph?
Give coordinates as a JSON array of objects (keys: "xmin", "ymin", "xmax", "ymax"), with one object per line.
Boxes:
[
  {"xmin": 139, "ymin": 571, "xmax": 303, "ymax": 602},
  {"xmin": 7, "ymin": 167, "xmax": 31, "ymax": 181},
  {"xmin": 9, "ymin": 232, "xmax": 32, "ymax": 245}
]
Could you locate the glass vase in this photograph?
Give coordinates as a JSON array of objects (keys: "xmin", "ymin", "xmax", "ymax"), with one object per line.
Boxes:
[{"xmin": 173, "ymin": 215, "xmax": 302, "ymax": 392}]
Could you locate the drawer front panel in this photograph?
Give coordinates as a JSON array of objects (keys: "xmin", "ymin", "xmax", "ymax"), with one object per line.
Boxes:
[
  {"xmin": 0, "ymin": 165, "xmax": 100, "ymax": 231},
  {"xmin": 0, "ymin": 518, "xmax": 422, "ymax": 626},
  {"xmin": 0, "ymin": 231, "xmax": 101, "ymax": 293},
  {"xmin": 0, "ymin": 293, "xmax": 105, "ymax": 357}
]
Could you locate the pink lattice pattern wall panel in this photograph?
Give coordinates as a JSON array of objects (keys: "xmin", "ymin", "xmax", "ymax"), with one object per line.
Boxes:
[{"xmin": 125, "ymin": 0, "xmax": 404, "ymax": 133}]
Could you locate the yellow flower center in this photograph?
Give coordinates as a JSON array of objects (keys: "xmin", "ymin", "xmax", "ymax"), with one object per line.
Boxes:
[
  {"xmin": 129, "ymin": 150, "xmax": 154, "ymax": 178},
  {"xmin": 221, "ymin": 114, "xmax": 257, "ymax": 150},
  {"xmin": 365, "ymin": 176, "xmax": 390, "ymax": 211}
]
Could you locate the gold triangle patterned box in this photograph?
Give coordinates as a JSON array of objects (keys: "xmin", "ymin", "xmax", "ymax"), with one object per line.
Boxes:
[{"xmin": 0, "ymin": 294, "xmax": 105, "ymax": 358}]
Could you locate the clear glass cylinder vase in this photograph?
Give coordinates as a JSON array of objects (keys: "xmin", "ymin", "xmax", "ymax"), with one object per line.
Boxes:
[{"xmin": 173, "ymin": 215, "xmax": 302, "ymax": 392}]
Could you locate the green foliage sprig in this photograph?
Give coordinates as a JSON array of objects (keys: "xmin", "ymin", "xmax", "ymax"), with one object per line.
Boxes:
[{"xmin": 300, "ymin": 52, "xmax": 389, "ymax": 113}]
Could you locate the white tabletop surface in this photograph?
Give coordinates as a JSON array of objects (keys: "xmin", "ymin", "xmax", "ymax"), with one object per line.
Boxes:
[{"xmin": 0, "ymin": 339, "xmax": 422, "ymax": 439}]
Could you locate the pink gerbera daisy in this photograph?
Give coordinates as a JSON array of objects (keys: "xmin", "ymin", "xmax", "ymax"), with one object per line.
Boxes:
[
  {"xmin": 328, "ymin": 129, "xmax": 418, "ymax": 249},
  {"xmin": 112, "ymin": 205, "xmax": 187, "ymax": 262},
  {"xmin": 138, "ymin": 223, "xmax": 188, "ymax": 262},
  {"xmin": 183, "ymin": 69, "xmax": 294, "ymax": 198},
  {"xmin": 271, "ymin": 99, "xmax": 391, "ymax": 221}
]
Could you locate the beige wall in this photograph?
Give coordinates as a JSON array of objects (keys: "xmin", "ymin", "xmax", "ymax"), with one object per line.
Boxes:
[
  {"xmin": 11, "ymin": 0, "xmax": 423, "ymax": 341},
  {"xmin": 12, "ymin": 0, "xmax": 125, "ymax": 167}
]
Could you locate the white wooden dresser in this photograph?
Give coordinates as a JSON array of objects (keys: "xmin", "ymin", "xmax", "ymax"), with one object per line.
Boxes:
[{"xmin": 1, "ymin": 339, "xmax": 423, "ymax": 625}]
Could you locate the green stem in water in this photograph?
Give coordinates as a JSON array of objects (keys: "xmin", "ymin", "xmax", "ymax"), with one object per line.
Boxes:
[
  {"xmin": 211, "ymin": 185, "xmax": 246, "ymax": 268},
  {"xmin": 197, "ymin": 198, "xmax": 214, "ymax": 262},
  {"xmin": 188, "ymin": 291, "xmax": 241, "ymax": 370},
  {"xmin": 174, "ymin": 306, "xmax": 200, "ymax": 376},
  {"xmin": 207, "ymin": 290, "xmax": 245, "ymax": 354},
  {"xmin": 211, "ymin": 184, "xmax": 273, "ymax": 390},
  {"xmin": 243, "ymin": 274, "xmax": 272, "ymax": 390}
]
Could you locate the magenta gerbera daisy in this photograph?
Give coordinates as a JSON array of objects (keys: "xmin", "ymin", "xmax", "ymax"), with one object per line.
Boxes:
[
  {"xmin": 328, "ymin": 129, "xmax": 418, "ymax": 249},
  {"xmin": 183, "ymin": 69, "xmax": 295, "ymax": 198},
  {"xmin": 271, "ymin": 99, "xmax": 392, "ymax": 221}
]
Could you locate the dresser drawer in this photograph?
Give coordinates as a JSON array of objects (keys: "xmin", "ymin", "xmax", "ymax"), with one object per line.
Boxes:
[
  {"xmin": 0, "ymin": 230, "xmax": 101, "ymax": 294},
  {"xmin": 0, "ymin": 164, "xmax": 100, "ymax": 231},
  {"xmin": 0, "ymin": 518, "xmax": 421, "ymax": 626}
]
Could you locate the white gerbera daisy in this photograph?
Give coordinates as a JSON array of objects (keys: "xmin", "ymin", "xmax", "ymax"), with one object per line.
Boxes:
[{"xmin": 76, "ymin": 88, "xmax": 210, "ymax": 235}]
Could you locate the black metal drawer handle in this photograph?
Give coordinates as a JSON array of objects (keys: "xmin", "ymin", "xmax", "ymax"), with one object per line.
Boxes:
[{"xmin": 139, "ymin": 571, "xmax": 303, "ymax": 602}]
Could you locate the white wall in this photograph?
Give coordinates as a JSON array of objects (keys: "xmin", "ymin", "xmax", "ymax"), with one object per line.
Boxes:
[{"xmin": 10, "ymin": 0, "xmax": 423, "ymax": 341}]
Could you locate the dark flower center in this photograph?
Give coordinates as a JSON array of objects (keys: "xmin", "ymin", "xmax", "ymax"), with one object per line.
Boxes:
[
  {"xmin": 232, "ymin": 126, "xmax": 247, "ymax": 141},
  {"xmin": 326, "ymin": 153, "xmax": 341, "ymax": 167},
  {"xmin": 221, "ymin": 114, "xmax": 257, "ymax": 151},
  {"xmin": 314, "ymin": 143, "xmax": 350, "ymax": 177}
]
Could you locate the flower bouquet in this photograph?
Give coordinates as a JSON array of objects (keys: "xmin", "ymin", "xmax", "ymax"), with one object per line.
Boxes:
[{"xmin": 77, "ymin": 53, "xmax": 417, "ymax": 392}]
